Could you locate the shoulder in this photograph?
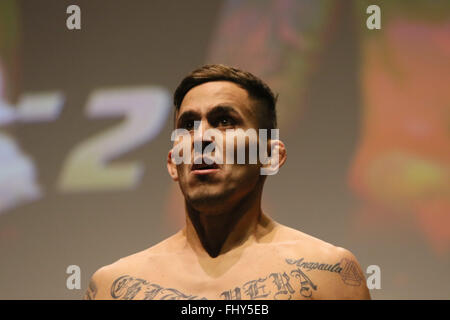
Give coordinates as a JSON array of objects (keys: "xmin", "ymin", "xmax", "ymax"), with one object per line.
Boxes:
[
  {"xmin": 83, "ymin": 250, "xmax": 148, "ymax": 300},
  {"xmin": 315, "ymin": 246, "xmax": 371, "ymax": 300},
  {"xmin": 83, "ymin": 232, "xmax": 184, "ymax": 300},
  {"xmin": 270, "ymin": 223, "xmax": 338, "ymax": 253},
  {"xmin": 271, "ymin": 224, "xmax": 371, "ymax": 300}
]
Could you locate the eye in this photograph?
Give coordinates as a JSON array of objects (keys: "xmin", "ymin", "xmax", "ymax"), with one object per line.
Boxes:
[
  {"xmin": 185, "ymin": 121, "xmax": 194, "ymax": 130},
  {"xmin": 180, "ymin": 119, "xmax": 195, "ymax": 130},
  {"xmin": 217, "ymin": 116, "xmax": 234, "ymax": 127}
]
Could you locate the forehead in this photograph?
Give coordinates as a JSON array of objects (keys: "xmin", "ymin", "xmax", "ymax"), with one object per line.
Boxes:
[{"xmin": 177, "ymin": 81, "xmax": 256, "ymax": 120}]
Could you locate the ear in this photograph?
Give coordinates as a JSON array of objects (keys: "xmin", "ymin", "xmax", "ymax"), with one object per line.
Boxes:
[
  {"xmin": 260, "ymin": 139, "xmax": 287, "ymax": 175},
  {"xmin": 167, "ymin": 149, "xmax": 179, "ymax": 181},
  {"xmin": 273, "ymin": 139, "xmax": 287, "ymax": 169}
]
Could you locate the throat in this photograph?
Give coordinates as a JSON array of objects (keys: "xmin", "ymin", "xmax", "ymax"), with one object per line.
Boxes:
[
  {"xmin": 186, "ymin": 208, "xmax": 273, "ymax": 259},
  {"xmin": 192, "ymin": 212, "xmax": 240, "ymax": 258},
  {"xmin": 184, "ymin": 182, "xmax": 271, "ymax": 258}
]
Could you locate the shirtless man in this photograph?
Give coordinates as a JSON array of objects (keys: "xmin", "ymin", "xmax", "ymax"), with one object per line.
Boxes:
[{"xmin": 84, "ymin": 64, "xmax": 371, "ymax": 300}]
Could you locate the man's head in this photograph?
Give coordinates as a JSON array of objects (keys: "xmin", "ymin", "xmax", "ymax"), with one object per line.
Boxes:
[
  {"xmin": 173, "ymin": 64, "xmax": 278, "ymax": 132},
  {"xmin": 167, "ymin": 64, "xmax": 286, "ymax": 214}
]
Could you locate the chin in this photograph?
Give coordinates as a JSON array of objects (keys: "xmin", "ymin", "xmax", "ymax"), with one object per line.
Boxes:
[{"xmin": 185, "ymin": 188, "xmax": 235, "ymax": 213}]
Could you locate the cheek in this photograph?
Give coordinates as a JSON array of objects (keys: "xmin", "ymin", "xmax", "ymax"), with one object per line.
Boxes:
[
  {"xmin": 172, "ymin": 135, "xmax": 194, "ymax": 164},
  {"xmin": 175, "ymin": 164, "xmax": 190, "ymax": 183},
  {"xmin": 221, "ymin": 134, "xmax": 260, "ymax": 165},
  {"xmin": 175, "ymin": 166, "xmax": 193, "ymax": 197},
  {"xmin": 223, "ymin": 163, "xmax": 261, "ymax": 183},
  {"xmin": 225, "ymin": 165, "xmax": 262, "ymax": 196}
]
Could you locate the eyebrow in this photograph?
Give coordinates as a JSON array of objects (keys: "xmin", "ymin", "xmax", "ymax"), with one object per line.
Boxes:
[
  {"xmin": 176, "ymin": 105, "xmax": 242, "ymax": 128},
  {"xmin": 208, "ymin": 105, "xmax": 241, "ymax": 118},
  {"xmin": 176, "ymin": 110, "xmax": 199, "ymax": 128}
]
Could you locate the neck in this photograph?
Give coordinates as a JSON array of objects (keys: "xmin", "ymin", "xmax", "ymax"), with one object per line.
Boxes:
[{"xmin": 183, "ymin": 185, "xmax": 273, "ymax": 258}]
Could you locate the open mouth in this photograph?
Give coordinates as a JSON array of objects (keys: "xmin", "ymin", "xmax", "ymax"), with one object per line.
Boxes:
[{"xmin": 191, "ymin": 159, "xmax": 220, "ymax": 174}]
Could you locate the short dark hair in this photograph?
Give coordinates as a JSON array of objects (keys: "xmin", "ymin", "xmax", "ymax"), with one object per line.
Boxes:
[{"xmin": 173, "ymin": 64, "xmax": 278, "ymax": 130}]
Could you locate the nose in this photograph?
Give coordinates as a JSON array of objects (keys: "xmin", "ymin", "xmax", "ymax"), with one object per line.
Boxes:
[{"xmin": 192, "ymin": 120, "xmax": 214, "ymax": 155}]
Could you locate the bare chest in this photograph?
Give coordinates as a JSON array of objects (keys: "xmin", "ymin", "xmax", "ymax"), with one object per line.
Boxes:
[{"xmin": 108, "ymin": 247, "xmax": 340, "ymax": 300}]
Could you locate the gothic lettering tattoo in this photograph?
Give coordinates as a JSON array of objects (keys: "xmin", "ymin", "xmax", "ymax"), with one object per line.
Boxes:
[
  {"xmin": 243, "ymin": 277, "xmax": 271, "ymax": 299},
  {"xmin": 290, "ymin": 267, "xmax": 317, "ymax": 298},
  {"xmin": 110, "ymin": 275, "xmax": 208, "ymax": 300},
  {"xmin": 108, "ymin": 256, "xmax": 360, "ymax": 300},
  {"xmin": 220, "ymin": 262, "xmax": 318, "ymax": 300},
  {"xmin": 270, "ymin": 272, "xmax": 296, "ymax": 300}
]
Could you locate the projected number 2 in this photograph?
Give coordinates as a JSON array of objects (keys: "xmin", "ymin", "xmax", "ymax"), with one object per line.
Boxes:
[{"xmin": 58, "ymin": 87, "xmax": 170, "ymax": 192}]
